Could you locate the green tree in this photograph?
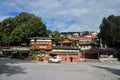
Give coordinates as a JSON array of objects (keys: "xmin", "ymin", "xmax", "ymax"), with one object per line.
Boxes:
[
  {"xmin": 99, "ymin": 15, "xmax": 120, "ymax": 48},
  {"xmin": 0, "ymin": 17, "xmax": 16, "ymax": 46},
  {"xmin": 0, "ymin": 12, "xmax": 49, "ymax": 46},
  {"xmin": 72, "ymin": 40, "xmax": 77, "ymax": 47},
  {"xmin": 51, "ymin": 30, "xmax": 65, "ymax": 44}
]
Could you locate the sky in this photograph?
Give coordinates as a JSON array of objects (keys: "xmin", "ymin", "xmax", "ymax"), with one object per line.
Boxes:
[{"xmin": 0, "ymin": 0, "xmax": 120, "ymax": 32}]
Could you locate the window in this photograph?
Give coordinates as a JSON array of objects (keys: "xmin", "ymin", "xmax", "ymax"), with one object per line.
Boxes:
[
  {"xmin": 40, "ymin": 42, "xmax": 42, "ymax": 44},
  {"xmin": 49, "ymin": 42, "xmax": 51, "ymax": 44},
  {"xmin": 100, "ymin": 55, "xmax": 108, "ymax": 58}
]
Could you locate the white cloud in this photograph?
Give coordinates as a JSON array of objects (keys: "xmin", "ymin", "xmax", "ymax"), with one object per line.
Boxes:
[
  {"xmin": 65, "ymin": 23, "xmax": 81, "ymax": 32},
  {"xmin": 0, "ymin": 0, "xmax": 120, "ymax": 32},
  {"xmin": 0, "ymin": 16, "xmax": 9, "ymax": 22}
]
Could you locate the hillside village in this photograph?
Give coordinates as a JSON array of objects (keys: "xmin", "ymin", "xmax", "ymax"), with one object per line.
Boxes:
[
  {"xmin": 1, "ymin": 1, "xmax": 120, "ymax": 80},
  {"xmin": 0, "ymin": 31, "xmax": 120, "ymax": 62},
  {"xmin": 60, "ymin": 31, "xmax": 97, "ymax": 39},
  {"xmin": 0, "ymin": 12, "xmax": 120, "ymax": 63}
]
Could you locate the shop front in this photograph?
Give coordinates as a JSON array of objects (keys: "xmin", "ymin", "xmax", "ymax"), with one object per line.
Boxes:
[
  {"xmin": 52, "ymin": 52, "xmax": 78, "ymax": 62},
  {"xmin": 52, "ymin": 46, "xmax": 80, "ymax": 62}
]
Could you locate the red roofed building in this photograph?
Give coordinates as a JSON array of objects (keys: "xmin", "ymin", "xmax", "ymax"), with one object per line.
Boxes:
[
  {"xmin": 75, "ymin": 33, "xmax": 100, "ymax": 61},
  {"xmin": 59, "ymin": 39, "xmax": 72, "ymax": 47},
  {"xmin": 52, "ymin": 46, "xmax": 80, "ymax": 62},
  {"xmin": 29, "ymin": 37, "xmax": 53, "ymax": 51},
  {"xmin": 76, "ymin": 34, "xmax": 100, "ymax": 50}
]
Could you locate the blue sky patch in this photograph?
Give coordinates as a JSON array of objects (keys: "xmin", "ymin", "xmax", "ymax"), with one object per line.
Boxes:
[{"xmin": 0, "ymin": 0, "xmax": 120, "ymax": 32}]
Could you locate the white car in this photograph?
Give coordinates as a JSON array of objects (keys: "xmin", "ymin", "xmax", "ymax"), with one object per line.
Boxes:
[{"xmin": 48, "ymin": 56, "xmax": 61, "ymax": 63}]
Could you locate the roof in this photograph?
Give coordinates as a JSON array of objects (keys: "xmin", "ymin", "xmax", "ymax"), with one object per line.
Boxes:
[
  {"xmin": 59, "ymin": 39, "xmax": 72, "ymax": 44},
  {"xmin": 80, "ymin": 48, "xmax": 99, "ymax": 53},
  {"xmin": 76, "ymin": 37, "xmax": 92, "ymax": 40},
  {"xmin": 0, "ymin": 47, "xmax": 11, "ymax": 51},
  {"xmin": 52, "ymin": 52, "xmax": 78, "ymax": 54},
  {"xmin": 53, "ymin": 46, "xmax": 80, "ymax": 50},
  {"xmin": 76, "ymin": 35, "xmax": 98, "ymax": 41},
  {"xmin": 29, "ymin": 37, "xmax": 54, "ymax": 40},
  {"xmin": 99, "ymin": 48, "xmax": 118, "ymax": 53}
]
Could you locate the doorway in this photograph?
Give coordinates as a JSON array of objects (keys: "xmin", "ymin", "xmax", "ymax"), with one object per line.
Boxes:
[{"xmin": 70, "ymin": 57, "xmax": 73, "ymax": 62}]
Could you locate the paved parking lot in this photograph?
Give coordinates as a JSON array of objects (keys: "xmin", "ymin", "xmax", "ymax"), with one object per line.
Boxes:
[{"xmin": 0, "ymin": 58, "xmax": 120, "ymax": 80}]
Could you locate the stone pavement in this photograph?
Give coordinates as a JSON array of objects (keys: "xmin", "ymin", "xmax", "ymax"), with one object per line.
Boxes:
[{"xmin": 0, "ymin": 58, "xmax": 120, "ymax": 80}]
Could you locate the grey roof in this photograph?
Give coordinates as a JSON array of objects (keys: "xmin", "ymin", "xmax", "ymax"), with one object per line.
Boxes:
[
  {"xmin": 53, "ymin": 46, "xmax": 80, "ymax": 50},
  {"xmin": 29, "ymin": 37, "xmax": 54, "ymax": 40},
  {"xmin": 0, "ymin": 48, "xmax": 11, "ymax": 51},
  {"xmin": 52, "ymin": 52, "xmax": 78, "ymax": 54}
]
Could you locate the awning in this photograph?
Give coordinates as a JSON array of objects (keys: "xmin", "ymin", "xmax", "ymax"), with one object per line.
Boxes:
[{"xmin": 51, "ymin": 52, "xmax": 78, "ymax": 54}]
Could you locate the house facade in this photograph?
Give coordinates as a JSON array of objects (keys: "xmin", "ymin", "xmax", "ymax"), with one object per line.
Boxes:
[
  {"xmin": 76, "ymin": 33, "xmax": 99, "ymax": 50},
  {"xmin": 29, "ymin": 37, "xmax": 53, "ymax": 51},
  {"xmin": 28, "ymin": 36, "xmax": 119, "ymax": 62},
  {"xmin": 75, "ymin": 33, "xmax": 100, "ymax": 61},
  {"xmin": 52, "ymin": 46, "xmax": 80, "ymax": 62},
  {"xmin": 59, "ymin": 39, "xmax": 72, "ymax": 47},
  {"xmin": 79, "ymin": 48, "xmax": 118, "ymax": 62}
]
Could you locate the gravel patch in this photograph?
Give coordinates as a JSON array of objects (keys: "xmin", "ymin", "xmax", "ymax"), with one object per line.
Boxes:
[{"xmin": 0, "ymin": 58, "xmax": 120, "ymax": 80}]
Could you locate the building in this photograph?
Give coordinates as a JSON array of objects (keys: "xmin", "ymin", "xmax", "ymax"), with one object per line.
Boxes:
[
  {"xmin": 59, "ymin": 39, "xmax": 72, "ymax": 47},
  {"xmin": 0, "ymin": 47, "xmax": 30, "ymax": 60},
  {"xmin": 75, "ymin": 33, "xmax": 100, "ymax": 62},
  {"xmin": 75, "ymin": 32, "xmax": 118, "ymax": 62},
  {"xmin": 29, "ymin": 37, "xmax": 81, "ymax": 62},
  {"xmin": 79, "ymin": 48, "xmax": 118, "ymax": 62},
  {"xmin": 29, "ymin": 37, "xmax": 53, "ymax": 51},
  {"xmin": 52, "ymin": 46, "xmax": 80, "ymax": 62},
  {"xmin": 28, "ymin": 36, "xmax": 119, "ymax": 62},
  {"xmin": 73, "ymin": 33, "xmax": 79, "ymax": 38},
  {"xmin": 76, "ymin": 33, "xmax": 99, "ymax": 50}
]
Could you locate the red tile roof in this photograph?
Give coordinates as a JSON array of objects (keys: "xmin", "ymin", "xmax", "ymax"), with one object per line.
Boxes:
[
  {"xmin": 76, "ymin": 35, "xmax": 98, "ymax": 40},
  {"xmin": 59, "ymin": 39, "xmax": 72, "ymax": 43}
]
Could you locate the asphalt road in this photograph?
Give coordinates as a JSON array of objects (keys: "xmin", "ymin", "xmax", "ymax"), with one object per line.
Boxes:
[{"xmin": 0, "ymin": 58, "xmax": 120, "ymax": 80}]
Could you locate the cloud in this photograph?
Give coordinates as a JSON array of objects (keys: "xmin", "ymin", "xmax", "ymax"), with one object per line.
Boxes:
[
  {"xmin": 0, "ymin": 0, "xmax": 120, "ymax": 32},
  {"xmin": 0, "ymin": 16, "xmax": 9, "ymax": 22}
]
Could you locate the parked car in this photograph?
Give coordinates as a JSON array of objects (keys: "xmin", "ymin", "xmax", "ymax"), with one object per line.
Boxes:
[{"xmin": 48, "ymin": 56, "xmax": 61, "ymax": 63}]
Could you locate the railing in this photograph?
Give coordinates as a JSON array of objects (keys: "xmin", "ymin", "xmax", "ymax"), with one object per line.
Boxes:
[{"xmin": 10, "ymin": 47, "xmax": 30, "ymax": 50}]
